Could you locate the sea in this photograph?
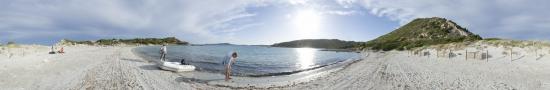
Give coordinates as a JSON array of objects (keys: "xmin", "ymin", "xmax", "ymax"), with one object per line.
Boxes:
[{"xmin": 133, "ymin": 45, "xmax": 361, "ymax": 77}]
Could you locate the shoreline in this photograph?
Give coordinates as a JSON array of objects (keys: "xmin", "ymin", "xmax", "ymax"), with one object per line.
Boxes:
[
  {"xmin": 131, "ymin": 46, "xmax": 364, "ymax": 89},
  {"xmin": 132, "ymin": 45, "xmax": 363, "ymax": 77}
]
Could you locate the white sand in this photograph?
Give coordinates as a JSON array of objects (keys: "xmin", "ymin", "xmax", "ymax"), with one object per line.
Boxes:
[
  {"xmin": 0, "ymin": 46, "xmax": 227, "ymax": 90},
  {"xmin": 280, "ymin": 42, "xmax": 550, "ymax": 90},
  {"xmin": 1, "ymin": 43, "xmax": 549, "ymax": 89}
]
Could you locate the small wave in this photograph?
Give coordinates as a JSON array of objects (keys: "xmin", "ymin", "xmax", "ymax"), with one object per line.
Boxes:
[
  {"xmin": 245, "ymin": 59, "xmax": 352, "ymax": 77},
  {"xmin": 133, "ymin": 46, "xmax": 361, "ymax": 77},
  {"xmin": 186, "ymin": 60, "xmax": 220, "ymax": 65}
]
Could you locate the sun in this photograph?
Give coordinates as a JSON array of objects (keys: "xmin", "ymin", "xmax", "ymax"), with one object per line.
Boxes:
[{"xmin": 292, "ymin": 9, "xmax": 322, "ymax": 37}]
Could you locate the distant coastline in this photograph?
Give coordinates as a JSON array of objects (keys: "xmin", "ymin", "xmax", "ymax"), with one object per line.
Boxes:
[
  {"xmin": 57, "ymin": 37, "xmax": 188, "ymax": 46},
  {"xmin": 191, "ymin": 43, "xmax": 234, "ymax": 46},
  {"xmin": 271, "ymin": 39, "xmax": 362, "ymax": 50}
]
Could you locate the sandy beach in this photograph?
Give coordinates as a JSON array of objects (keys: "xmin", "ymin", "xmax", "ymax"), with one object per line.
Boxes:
[
  {"xmin": 0, "ymin": 46, "xmax": 222, "ymax": 90},
  {"xmin": 1, "ymin": 44, "xmax": 550, "ymax": 90}
]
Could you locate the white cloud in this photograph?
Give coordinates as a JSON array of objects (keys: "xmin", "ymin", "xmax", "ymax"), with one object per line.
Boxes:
[
  {"xmin": 288, "ymin": 0, "xmax": 310, "ymax": 5},
  {"xmin": 0, "ymin": 0, "xmax": 269, "ymax": 44},
  {"xmin": 324, "ymin": 10, "xmax": 361, "ymax": 16},
  {"xmin": 176, "ymin": 0, "xmax": 265, "ymax": 43}
]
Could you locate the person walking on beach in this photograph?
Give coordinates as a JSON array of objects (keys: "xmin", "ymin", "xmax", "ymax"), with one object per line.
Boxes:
[
  {"xmin": 160, "ymin": 45, "xmax": 167, "ymax": 61},
  {"xmin": 223, "ymin": 52, "xmax": 238, "ymax": 81}
]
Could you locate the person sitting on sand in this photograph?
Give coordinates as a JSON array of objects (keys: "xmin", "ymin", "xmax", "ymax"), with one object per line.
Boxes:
[
  {"xmin": 57, "ymin": 47, "xmax": 65, "ymax": 54},
  {"xmin": 160, "ymin": 45, "xmax": 167, "ymax": 61},
  {"xmin": 222, "ymin": 52, "xmax": 238, "ymax": 81}
]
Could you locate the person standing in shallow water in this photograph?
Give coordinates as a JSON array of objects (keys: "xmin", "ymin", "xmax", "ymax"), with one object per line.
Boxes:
[
  {"xmin": 223, "ymin": 52, "xmax": 238, "ymax": 81},
  {"xmin": 160, "ymin": 45, "xmax": 167, "ymax": 61}
]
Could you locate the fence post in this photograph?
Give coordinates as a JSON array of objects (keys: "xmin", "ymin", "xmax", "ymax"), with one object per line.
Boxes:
[
  {"xmin": 486, "ymin": 50, "xmax": 489, "ymax": 62},
  {"xmin": 535, "ymin": 42, "xmax": 538, "ymax": 58},
  {"xmin": 449, "ymin": 49, "xmax": 451, "ymax": 59},
  {"xmin": 474, "ymin": 52, "xmax": 477, "ymax": 60},
  {"xmin": 437, "ymin": 50, "xmax": 439, "ymax": 59},
  {"xmin": 533, "ymin": 41, "xmax": 536, "ymax": 56},
  {"xmin": 510, "ymin": 49, "xmax": 512, "ymax": 62},
  {"xmin": 465, "ymin": 50, "xmax": 468, "ymax": 61}
]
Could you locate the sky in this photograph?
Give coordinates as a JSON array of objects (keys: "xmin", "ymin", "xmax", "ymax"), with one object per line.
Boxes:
[{"xmin": 1, "ymin": 0, "xmax": 549, "ymax": 45}]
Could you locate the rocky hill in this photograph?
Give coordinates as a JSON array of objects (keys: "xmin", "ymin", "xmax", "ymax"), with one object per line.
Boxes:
[{"xmin": 362, "ymin": 17, "xmax": 482, "ymax": 51}]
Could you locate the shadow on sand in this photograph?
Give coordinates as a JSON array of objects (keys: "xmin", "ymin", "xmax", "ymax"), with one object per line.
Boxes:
[
  {"xmin": 120, "ymin": 58, "xmax": 149, "ymax": 63},
  {"xmin": 512, "ymin": 55, "xmax": 526, "ymax": 62},
  {"xmin": 536, "ymin": 55, "xmax": 545, "ymax": 60},
  {"xmin": 139, "ymin": 64, "xmax": 160, "ymax": 70},
  {"xmin": 175, "ymin": 77, "xmax": 225, "ymax": 84}
]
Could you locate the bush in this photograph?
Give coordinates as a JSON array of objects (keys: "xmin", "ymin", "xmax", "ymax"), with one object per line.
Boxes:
[
  {"xmin": 7, "ymin": 41, "xmax": 15, "ymax": 45},
  {"xmin": 484, "ymin": 38, "xmax": 502, "ymax": 41}
]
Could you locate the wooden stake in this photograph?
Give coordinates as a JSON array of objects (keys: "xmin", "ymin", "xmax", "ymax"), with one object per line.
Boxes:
[
  {"xmin": 510, "ymin": 49, "xmax": 512, "ymax": 62},
  {"xmin": 474, "ymin": 52, "xmax": 477, "ymax": 60},
  {"xmin": 486, "ymin": 50, "xmax": 489, "ymax": 62},
  {"xmin": 437, "ymin": 50, "xmax": 439, "ymax": 58},
  {"xmin": 465, "ymin": 50, "xmax": 468, "ymax": 61},
  {"xmin": 535, "ymin": 42, "xmax": 538, "ymax": 58},
  {"xmin": 449, "ymin": 49, "xmax": 451, "ymax": 59}
]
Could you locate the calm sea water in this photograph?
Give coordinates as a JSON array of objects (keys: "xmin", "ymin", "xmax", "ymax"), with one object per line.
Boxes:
[{"xmin": 134, "ymin": 45, "xmax": 360, "ymax": 77}]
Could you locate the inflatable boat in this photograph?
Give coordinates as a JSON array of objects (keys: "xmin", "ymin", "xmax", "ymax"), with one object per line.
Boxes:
[{"xmin": 159, "ymin": 62, "xmax": 196, "ymax": 72}]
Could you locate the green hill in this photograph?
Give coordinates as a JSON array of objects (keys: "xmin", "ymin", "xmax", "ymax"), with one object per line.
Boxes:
[
  {"xmin": 361, "ymin": 17, "xmax": 482, "ymax": 51},
  {"xmin": 272, "ymin": 39, "xmax": 361, "ymax": 49},
  {"xmin": 58, "ymin": 37, "xmax": 188, "ymax": 46}
]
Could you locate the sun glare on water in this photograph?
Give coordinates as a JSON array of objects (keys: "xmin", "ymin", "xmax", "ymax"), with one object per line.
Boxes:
[{"xmin": 295, "ymin": 48, "xmax": 316, "ymax": 69}]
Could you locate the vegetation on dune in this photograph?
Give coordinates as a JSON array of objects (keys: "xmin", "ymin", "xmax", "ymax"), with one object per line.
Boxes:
[
  {"xmin": 62, "ymin": 39, "xmax": 94, "ymax": 45},
  {"xmin": 416, "ymin": 39, "xmax": 550, "ymax": 51},
  {"xmin": 5, "ymin": 41, "xmax": 20, "ymax": 48},
  {"xmin": 483, "ymin": 38, "xmax": 502, "ymax": 41},
  {"xmin": 272, "ymin": 39, "xmax": 362, "ymax": 49},
  {"xmin": 480, "ymin": 39, "xmax": 550, "ymax": 48},
  {"xmin": 360, "ymin": 17, "xmax": 482, "ymax": 51},
  {"xmin": 7, "ymin": 41, "xmax": 16, "ymax": 45},
  {"xmin": 60, "ymin": 37, "xmax": 188, "ymax": 46}
]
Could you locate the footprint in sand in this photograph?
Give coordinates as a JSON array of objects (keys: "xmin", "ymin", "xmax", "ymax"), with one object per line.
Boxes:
[
  {"xmin": 543, "ymin": 82, "xmax": 550, "ymax": 88},
  {"xmin": 43, "ymin": 59, "xmax": 50, "ymax": 63}
]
